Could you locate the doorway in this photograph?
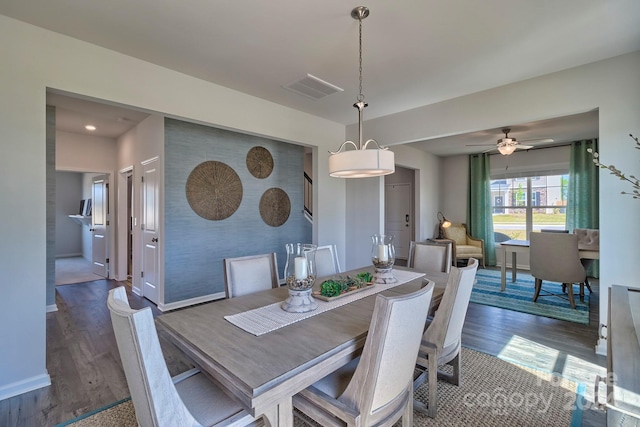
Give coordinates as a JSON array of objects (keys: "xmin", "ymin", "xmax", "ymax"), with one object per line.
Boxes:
[
  {"xmin": 384, "ymin": 166, "xmax": 416, "ymax": 261},
  {"xmin": 54, "ymin": 170, "xmax": 110, "ymax": 285}
]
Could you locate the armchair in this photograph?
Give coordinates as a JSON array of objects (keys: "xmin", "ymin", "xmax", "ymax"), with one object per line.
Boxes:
[{"xmin": 441, "ymin": 223, "xmax": 485, "ymax": 268}]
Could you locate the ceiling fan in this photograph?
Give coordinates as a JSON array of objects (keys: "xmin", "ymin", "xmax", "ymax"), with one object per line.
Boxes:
[{"xmin": 468, "ymin": 128, "xmax": 554, "ymax": 156}]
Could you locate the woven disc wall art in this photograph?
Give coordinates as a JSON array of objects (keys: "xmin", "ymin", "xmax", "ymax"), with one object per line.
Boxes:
[
  {"xmin": 186, "ymin": 161, "xmax": 243, "ymax": 220},
  {"xmin": 259, "ymin": 188, "xmax": 290, "ymax": 227},
  {"xmin": 246, "ymin": 146, "xmax": 274, "ymax": 179}
]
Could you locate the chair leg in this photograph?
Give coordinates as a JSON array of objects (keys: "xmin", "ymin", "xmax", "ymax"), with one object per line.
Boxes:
[
  {"xmin": 402, "ymin": 385, "xmax": 413, "ymax": 427},
  {"xmin": 450, "ymin": 352, "xmax": 461, "ymax": 386},
  {"xmin": 427, "ymin": 354, "xmax": 438, "ymax": 418},
  {"xmin": 533, "ymin": 278, "xmax": 542, "ymax": 302},
  {"xmin": 565, "ymin": 283, "xmax": 576, "ymax": 309},
  {"xmin": 584, "ymin": 277, "xmax": 593, "ymax": 293}
]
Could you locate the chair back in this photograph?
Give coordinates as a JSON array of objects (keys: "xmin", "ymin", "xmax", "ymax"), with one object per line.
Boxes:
[
  {"xmin": 530, "ymin": 232, "xmax": 586, "ymax": 284},
  {"xmin": 223, "ymin": 253, "xmax": 279, "ymax": 298},
  {"xmin": 340, "ymin": 282, "xmax": 434, "ymax": 423},
  {"xmin": 408, "ymin": 241, "xmax": 452, "ymax": 274},
  {"xmin": 423, "ymin": 258, "xmax": 479, "ymax": 353},
  {"xmin": 574, "ymin": 228, "xmax": 599, "ymax": 250},
  {"xmin": 107, "ymin": 287, "xmax": 198, "ymax": 427},
  {"xmin": 314, "ymin": 244, "xmax": 341, "ymax": 278},
  {"xmin": 443, "ymin": 223, "xmax": 468, "ymax": 245}
]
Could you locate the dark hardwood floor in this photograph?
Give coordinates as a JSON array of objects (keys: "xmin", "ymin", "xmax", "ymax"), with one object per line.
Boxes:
[{"xmin": 0, "ymin": 270, "xmax": 607, "ymax": 426}]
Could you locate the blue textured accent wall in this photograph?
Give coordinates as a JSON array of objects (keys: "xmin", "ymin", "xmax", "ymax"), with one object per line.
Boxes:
[{"xmin": 164, "ymin": 118, "xmax": 311, "ymax": 303}]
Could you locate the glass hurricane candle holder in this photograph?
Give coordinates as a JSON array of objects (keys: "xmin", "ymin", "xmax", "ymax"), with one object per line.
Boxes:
[
  {"xmin": 282, "ymin": 243, "xmax": 318, "ymax": 313},
  {"xmin": 371, "ymin": 234, "xmax": 397, "ymax": 284}
]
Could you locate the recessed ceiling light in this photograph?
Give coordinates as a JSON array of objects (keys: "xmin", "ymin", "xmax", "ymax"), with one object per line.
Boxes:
[{"xmin": 85, "ymin": 125, "xmax": 96, "ymax": 131}]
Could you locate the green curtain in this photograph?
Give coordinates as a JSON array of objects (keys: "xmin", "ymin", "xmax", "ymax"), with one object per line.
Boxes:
[
  {"xmin": 467, "ymin": 153, "xmax": 496, "ymax": 266},
  {"xmin": 566, "ymin": 139, "xmax": 599, "ymax": 277}
]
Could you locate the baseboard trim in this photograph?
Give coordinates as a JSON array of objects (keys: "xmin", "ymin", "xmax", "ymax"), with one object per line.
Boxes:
[
  {"xmin": 46, "ymin": 304, "xmax": 58, "ymax": 313},
  {"xmin": 595, "ymin": 338, "xmax": 607, "ymax": 356},
  {"xmin": 158, "ymin": 292, "xmax": 225, "ymax": 312},
  {"xmin": 0, "ymin": 372, "xmax": 51, "ymax": 401}
]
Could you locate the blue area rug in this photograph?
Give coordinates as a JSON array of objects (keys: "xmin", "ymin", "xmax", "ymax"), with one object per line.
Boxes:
[{"xmin": 471, "ymin": 268, "xmax": 589, "ymax": 324}]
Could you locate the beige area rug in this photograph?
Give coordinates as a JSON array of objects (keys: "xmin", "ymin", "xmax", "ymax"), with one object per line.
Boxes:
[
  {"xmin": 55, "ymin": 256, "xmax": 104, "ymax": 285},
  {"xmin": 56, "ymin": 348, "xmax": 588, "ymax": 427}
]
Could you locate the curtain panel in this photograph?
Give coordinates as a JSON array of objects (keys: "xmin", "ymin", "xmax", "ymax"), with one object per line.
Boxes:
[
  {"xmin": 467, "ymin": 153, "xmax": 496, "ymax": 266},
  {"xmin": 567, "ymin": 139, "xmax": 599, "ymax": 277}
]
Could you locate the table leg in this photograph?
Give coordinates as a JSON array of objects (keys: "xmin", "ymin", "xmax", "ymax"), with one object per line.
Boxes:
[
  {"xmin": 501, "ymin": 246, "xmax": 507, "ymax": 291},
  {"xmin": 261, "ymin": 397, "xmax": 294, "ymax": 427},
  {"xmin": 511, "ymin": 252, "xmax": 517, "ymax": 283}
]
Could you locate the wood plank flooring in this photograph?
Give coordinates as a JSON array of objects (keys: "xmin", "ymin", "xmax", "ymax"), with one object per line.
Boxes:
[{"xmin": 0, "ymin": 271, "xmax": 607, "ymax": 426}]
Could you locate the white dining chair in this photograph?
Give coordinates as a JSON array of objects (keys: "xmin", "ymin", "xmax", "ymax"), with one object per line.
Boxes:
[
  {"xmin": 107, "ymin": 286, "xmax": 260, "ymax": 427},
  {"xmin": 413, "ymin": 258, "xmax": 479, "ymax": 418},
  {"xmin": 314, "ymin": 244, "xmax": 342, "ymax": 278},
  {"xmin": 223, "ymin": 252, "xmax": 279, "ymax": 298},
  {"xmin": 293, "ymin": 281, "xmax": 434, "ymax": 427},
  {"xmin": 408, "ymin": 240, "xmax": 452, "ymax": 274}
]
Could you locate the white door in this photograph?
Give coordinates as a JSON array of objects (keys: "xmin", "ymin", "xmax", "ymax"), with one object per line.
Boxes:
[
  {"xmin": 141, "ymin": 158, "xmax": 160, "ymax": 304},
  {"xmin": 385, "ymin": 183, "xmax": 412, "ymax": 259},
  {"xmin": 91, "ymin": 175, "xmax": 109, "ymax": 277}
]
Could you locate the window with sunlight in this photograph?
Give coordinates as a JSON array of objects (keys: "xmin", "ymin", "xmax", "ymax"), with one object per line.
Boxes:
[{"xmin": 491, "ymin": 174, "xmax": 569, "ymax": 240}]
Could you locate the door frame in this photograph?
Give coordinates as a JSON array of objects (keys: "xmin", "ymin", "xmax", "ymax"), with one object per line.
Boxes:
[{"xmin": 116, "ymin": 166, "xmax": 134, "ymax": 284}]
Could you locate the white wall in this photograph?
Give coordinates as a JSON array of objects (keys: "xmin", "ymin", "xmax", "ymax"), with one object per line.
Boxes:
[
  {"xmin": 0, "ymin": 14, "xmax": 345, "ymax": 399},
  {"xmin": 55, "ymin": 172, "xmax": 83, "ymax": 257},
  {"xmin": 361, "ymin": 52, "xmax": 640, "ymax": 353}
]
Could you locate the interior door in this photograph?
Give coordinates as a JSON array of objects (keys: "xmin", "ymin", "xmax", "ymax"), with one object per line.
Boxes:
[
  {"xmin": 141, "ymin": 157, "xmax": 160, "ymax": 304},
  {"xmin": 91, "ymin": 175, "xmax": 109, "ymax": 277},
  {"xmin": 385, "ymin": 183, "xmax": 412, "ymax": 259}
]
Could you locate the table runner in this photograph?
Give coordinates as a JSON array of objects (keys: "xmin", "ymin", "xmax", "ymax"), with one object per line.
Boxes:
[{"xmin": 225, "ymin": 269, "xmax": 425, "ymax": 336}]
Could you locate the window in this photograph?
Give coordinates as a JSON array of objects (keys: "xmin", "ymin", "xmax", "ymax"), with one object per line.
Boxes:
[{"xmin": 490, "ymin": 174, "xmax": 569, "ymax": 240}]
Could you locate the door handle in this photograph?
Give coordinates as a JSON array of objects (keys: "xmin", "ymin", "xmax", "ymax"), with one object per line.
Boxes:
[
  {"xmin": 405, "ymin": 214, "xmax": 410, "ymax": 222},
  {"xmin": 151, "ymin": 237, "xmax": 158, "ymax": 243}
]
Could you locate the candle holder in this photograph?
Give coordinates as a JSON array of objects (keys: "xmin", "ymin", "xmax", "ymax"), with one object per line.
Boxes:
[
  {"xmin": 282, "ymin": 243, "xmax": 318, "ymax": 313},
  {"xmin": 371, "ymin": 234, "xmax": 397, "ymax": 284}
]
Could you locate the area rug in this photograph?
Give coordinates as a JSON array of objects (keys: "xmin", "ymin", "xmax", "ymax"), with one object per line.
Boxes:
[
  {"xmin": 471, "ymin": 269, "xmax": 589, "ymax": 324},
  {"xmin": 56, "ymin": 348, "xmax": 586, "ymax": 427}
]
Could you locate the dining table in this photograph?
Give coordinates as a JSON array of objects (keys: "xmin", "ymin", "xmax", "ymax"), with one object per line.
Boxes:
[
  {"xmin": 155, "ymin": 265, "xmax": 448, "ymax": 427},
  {"xmin": 499, "ymin": 238, "xmax": 600, "ymax": 290}
]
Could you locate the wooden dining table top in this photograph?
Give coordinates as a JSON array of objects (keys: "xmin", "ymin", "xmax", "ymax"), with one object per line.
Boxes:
[{"xmin": 155, "ymin": 265, "xmax": 447, "ymax": 425}]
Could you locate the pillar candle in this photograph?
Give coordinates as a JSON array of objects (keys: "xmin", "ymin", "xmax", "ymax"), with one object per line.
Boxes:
[
  {"xmin": 294, "ymin": 257, "xmax": 308, "ymax": 280},
  {"xmin": 378, "ymin": 244, "xmax": 388, "ymax": 262}
]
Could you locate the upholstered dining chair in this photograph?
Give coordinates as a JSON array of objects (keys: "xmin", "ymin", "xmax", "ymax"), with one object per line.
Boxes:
[
  {"xmin": 292, "ymin": 282, "xmax": 435, "ymax": 427},
  {"xmin": 413, "ymin": 258, "xmax": 479, "ymax": 418},
  {"xmin": 107, "ymin": 286, "xmax": 260, "ymax": 427},
  {"xmin": 529, "ymin": 232, "xmax": 586, "ymax": 309},
  {"xmin": 223, "ymin": 253, "xmax": 279, "ymax": 298},
  {"xmin": 441, "ymin": 223, "xmax": 485, "ymax": 268},
  {"xmin": 314, "ymin": 244, "xmax": 342, "ymax": 278},
  {"xmin": 573, "ymin": 228, "xmax": 599, "ymax": 294},
  {"xmin": 408, "ymin": 241, "xmax": 452, "ymax": 274}
]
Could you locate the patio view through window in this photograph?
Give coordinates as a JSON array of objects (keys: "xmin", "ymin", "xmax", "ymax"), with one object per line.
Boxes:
[{"xmin": 491, "ymin": 174, "xmax": 569, "ymax": 240}]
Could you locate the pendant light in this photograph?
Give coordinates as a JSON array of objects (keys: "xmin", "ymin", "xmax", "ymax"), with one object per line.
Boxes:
[{"xmin": 328, "ymin": 6, "xmax": 395, "ymax": 178}]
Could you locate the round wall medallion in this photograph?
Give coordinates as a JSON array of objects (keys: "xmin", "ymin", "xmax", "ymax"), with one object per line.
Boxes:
[
  {"xmin": 186, "ymin": 161, "xmax": 243, "ymax": 220},
  {"xmin": 246, "ymin": 146, "xmax": 274, "ymax": 179},
  {"xmin": 259, "ymin": 188, "xmax": 290, "ymax": 227}
]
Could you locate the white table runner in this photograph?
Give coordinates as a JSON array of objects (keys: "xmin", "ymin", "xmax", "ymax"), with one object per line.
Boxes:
[{"xmin": 225, "ymin": 269, "xmax": 425, "ymax": 336}]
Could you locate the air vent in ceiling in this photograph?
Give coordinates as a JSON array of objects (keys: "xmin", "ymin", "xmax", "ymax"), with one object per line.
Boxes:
[{"xmin": 283, "ymin": 74, "xmax": 343, "ymax": 100}]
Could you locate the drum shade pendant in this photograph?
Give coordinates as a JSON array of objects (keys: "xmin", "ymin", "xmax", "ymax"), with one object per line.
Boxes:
[{"xmin": 329, "ymin": 6, "xmax": 394, "ymax": 178}]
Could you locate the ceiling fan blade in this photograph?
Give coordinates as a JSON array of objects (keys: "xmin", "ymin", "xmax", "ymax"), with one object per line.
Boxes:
[
  {"xmin": 519, "ymin": 138, "xmax": 554, "ymax": 144},
  {"xmin": 466, "ymin": 143, "xmax": 497, "ymax": 146},
  {"xmin": 515, "ymin": 144, "xmax": 534, "ymax": 150}
]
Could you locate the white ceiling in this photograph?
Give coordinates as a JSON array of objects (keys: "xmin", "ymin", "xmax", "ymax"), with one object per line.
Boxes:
[{"xmin": 6, "ymin": 0, "xmax": 638, "ymax": 153}]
